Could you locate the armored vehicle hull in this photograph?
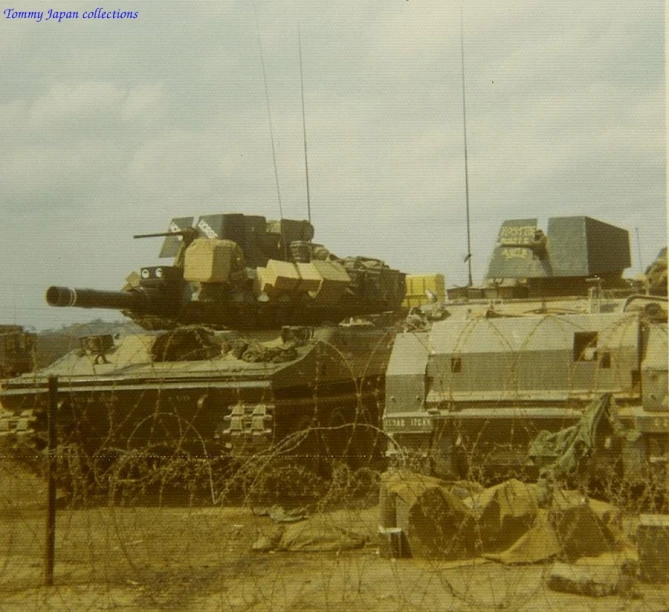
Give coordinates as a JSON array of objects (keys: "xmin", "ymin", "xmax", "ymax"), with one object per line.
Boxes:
[
  {"xmin": 386, "ymin": 299, "xmax": 667, "ymax": 481},
  {"xmin": 385, "ymin": 216, "xmax": 668, "ymax": 493},
  {"xmin": 0, "ymin": 325, "xmax": 35, "ymax": 378},
  {"xmin": 1, "ymin": 320, "xmax": 398, "ymax": 478}
]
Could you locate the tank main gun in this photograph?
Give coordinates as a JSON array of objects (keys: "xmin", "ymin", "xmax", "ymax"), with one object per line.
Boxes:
[
  {"xmin": 45, "ymin": 213, "xmax": 406, "ymax": 331},
  {"xmin": 46, "ymin": 262, "xmax": 189, "ymax": 329},
  {"xmin": 46, "ymin": 285, "xmax": 180, "ymax": 315}
]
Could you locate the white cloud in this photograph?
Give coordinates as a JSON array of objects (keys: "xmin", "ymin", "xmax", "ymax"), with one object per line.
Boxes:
[
  {"xmin": 24, "ymin": 81, "xmax": 165, "ymax": 127},
  {"xmin": 29, "ymin": 81, "xmax": 126, "ymax": 126},
  {"xmin": 121, "ymin": 83, "xmax": 164, "ymax": 121},
  {"xmin": 125, "ymin": 129, "xmax": 228, "ymax": 201},
  {"xmin": 0, "ymin": 100, "xmax": 28, "ymax": 132},
  {"xmin": 0, "ymin": 140, "xmax": 109, "ymax": 201}
]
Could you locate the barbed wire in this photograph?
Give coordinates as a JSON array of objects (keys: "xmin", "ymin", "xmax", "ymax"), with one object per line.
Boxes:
[{"xmin": 0, "ymin": 314, "xmax": 667, "ymax": 609}]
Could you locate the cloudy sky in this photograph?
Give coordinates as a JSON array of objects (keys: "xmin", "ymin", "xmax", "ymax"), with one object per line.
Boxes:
[{"xmin": 0, "ymin": 1, "xmax": 665, "ymax": 330}]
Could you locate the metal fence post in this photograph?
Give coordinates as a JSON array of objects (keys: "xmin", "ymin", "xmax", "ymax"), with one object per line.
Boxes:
[{"xmin": 44, "ymin": 375, "xmax": 57, "ymax": 586}]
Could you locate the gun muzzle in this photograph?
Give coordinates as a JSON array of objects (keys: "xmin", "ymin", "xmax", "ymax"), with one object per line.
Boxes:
[{"xmin": 46, "ymin": 286, "xmax": 151, "ymax": 311}]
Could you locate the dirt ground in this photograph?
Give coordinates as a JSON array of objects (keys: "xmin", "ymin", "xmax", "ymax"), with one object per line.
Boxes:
[{"xmin": 1, "ymin": 461, "xmax": 668, "ymax": 612}]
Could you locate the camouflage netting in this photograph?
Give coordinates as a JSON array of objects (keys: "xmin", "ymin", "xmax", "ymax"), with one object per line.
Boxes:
[
  {"xmin": 528, "ymin": 393, "xmax": 623, "ymax": 487},
  {"xmin": 150, "ymin": 326, "xmax": 222, "ymax": 362}
]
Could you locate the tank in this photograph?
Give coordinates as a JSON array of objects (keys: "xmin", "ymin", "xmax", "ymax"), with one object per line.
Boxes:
[
  {"xmin": 0, "ymin": 213, "xmax": 405, "ymax": 479},
  {"xmin": 384, "ymin": 216, "xmax": 668, "ymax": 494},
  {"xmin": 46, "ymin": 213, "xmax": 405, "ymax": 330}
]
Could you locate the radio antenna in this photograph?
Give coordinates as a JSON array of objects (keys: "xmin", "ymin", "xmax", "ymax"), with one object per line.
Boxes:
[
  {"xmin": 635, "ymin": 227, "xmax": 644, "ymax": 273},
  {"xmin": 298, "ymin": 23, "xmax": 312, "ymax": 225},
  {"xmin": 254, "ymin": 6, "xmax": 287, "ymax": 258},
  {"xmin": 460, "ymin": 8, "xmax": 473, "ymax": 287}
]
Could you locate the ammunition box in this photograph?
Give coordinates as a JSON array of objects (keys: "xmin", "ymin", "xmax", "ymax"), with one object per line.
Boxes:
[
  {"xmin": 638, "ymin": 514, "xmax": 669, "ymax": 582},
  {"xmin": 403, "ymin": 274, "xmax": 445, "ymax": 308}
]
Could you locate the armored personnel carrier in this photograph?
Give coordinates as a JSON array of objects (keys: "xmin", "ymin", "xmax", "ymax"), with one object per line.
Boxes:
[
  {"xmin": 0, "ymin": 325, "xmax": 36, "ymax": 378},
  {"xmin": 384, "ymin": 216, "xmax": 668, "ymax": 491},
  {"xmin": 0, "ymin": 213, "xmax": 405, "ymax": 477}
]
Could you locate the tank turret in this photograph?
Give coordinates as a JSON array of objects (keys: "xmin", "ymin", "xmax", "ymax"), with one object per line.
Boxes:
[
  {"xmin": 46, "ymin": 213, "xmax": 406, "ymax": 330},
  {"xmin": 476, "ymin": 216, "xmax": 632, "ymax": 299}
]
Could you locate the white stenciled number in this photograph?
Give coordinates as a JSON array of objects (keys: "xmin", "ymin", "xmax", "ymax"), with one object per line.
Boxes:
[{"xmin": 197, "ymin": 219, "xmax": 218, "ymax": 239}]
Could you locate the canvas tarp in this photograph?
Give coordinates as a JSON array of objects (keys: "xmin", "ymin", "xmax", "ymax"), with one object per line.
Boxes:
[
  {"xmin": 277, "ymin": 507, "xmax": 377, "ymax": 553},
  {"xmin": 380, "ymin": 470, "xmax": 623, "ymax": 564}
]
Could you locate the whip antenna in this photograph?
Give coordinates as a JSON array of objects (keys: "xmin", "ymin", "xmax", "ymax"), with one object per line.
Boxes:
[
  {"xmin": 298, "ymin": 22, "xmax": 312, "ymax": 225},
  {"xmin": 635, "ymin": 227, "xmax": 644, "ymax": 273},
  {"xmin": 460, "ymin": 8, "xmax": 473, "ymax": 287},
  {"xmin": 254, "ymin": 6, "xmax": 287, "ymax": 258}
]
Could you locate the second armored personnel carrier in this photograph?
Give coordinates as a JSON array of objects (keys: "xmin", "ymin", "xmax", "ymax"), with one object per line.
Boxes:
[
  {"xmin": 384, "ymin": 216, "xmax": 668, "ymax": 492},
  {"xmin": 0, "ymin": 213, "xmax": 405, "ymax": 478},
  {"xmin": 0, "ymin": 325, "xmax": 36, "ymax": 378}
]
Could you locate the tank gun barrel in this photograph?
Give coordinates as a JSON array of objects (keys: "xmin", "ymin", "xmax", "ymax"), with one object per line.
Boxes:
[{"xmin": 46, "ymin": 286, "xmax": 153, "ymax": 312}]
